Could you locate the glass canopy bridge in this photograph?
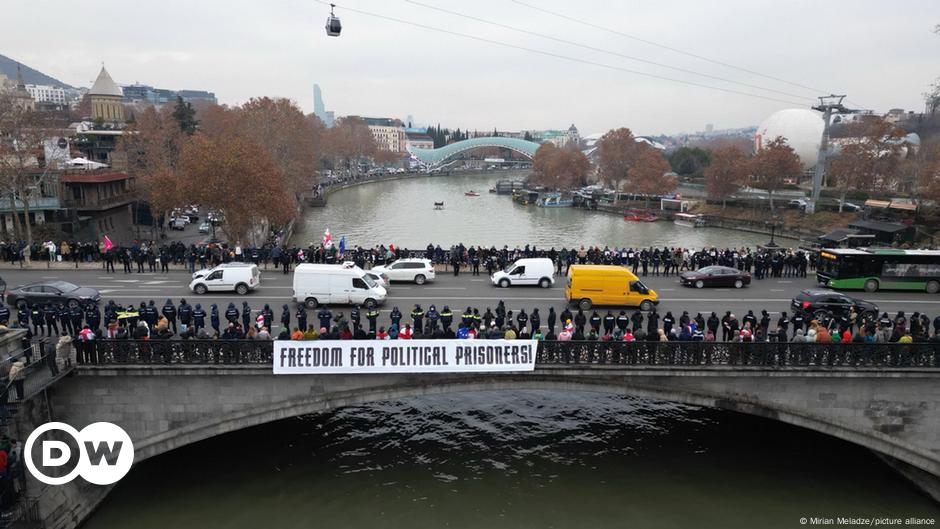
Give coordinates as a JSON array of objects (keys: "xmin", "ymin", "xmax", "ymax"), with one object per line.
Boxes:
[{"xmin": 410, "ymin": 137, "xmax": 543, "ymax": 170}]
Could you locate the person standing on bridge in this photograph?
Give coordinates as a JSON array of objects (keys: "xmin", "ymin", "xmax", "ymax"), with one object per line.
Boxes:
[
  {"xmin": 162, "ymin": 299, "xmax": 177, "ymax": 334},
  {"xmin": 261, "ymin": 304, "xmax": 274, "ymax": 330},
  {"xmin": 350, "ymin": 306, "xmax": 361, "ymax": 329},
  {"xmin": 589, "ymin": 310, "xmax": 601, "ymax": 334},
  {"xmin": 84, "ymin": 302, "xmax": 101, "ymax": 335},
  {"xmin": 647, "ymin": 309, "xmax": 659, "ymax": 337},
  {"xmin": 178, "ymin": 299, "xmax": 193, "ymax": 330},
  {"xmin": 440, "ymin": 306, "xmax": 453, "ymax": 330},
  {"xmin": 192, "ymin": 303, "xmax": 206, "ymax": 333},
  {"xmin": 516, "ymin": 309, "xmax": 528, "ymax": 334},
  {"xmin": 225, "ymin": 303, "xmax": 239, "ymax": 327},
  {"xmin": 389, "ymin": 307, "xmax": 402, "ymax": 329},
  {"xmin": 30, "ymin": 304, "xmax": 43, "ymax": 336},
  {"xmin": 365, "ymin": 306, "xmax": 378, "ymax": 334},
  {"xmin": 16, "ymin": 304, "xmax": 29, "ymax": 331},
  {"xmin": 603, "ymin": 310, "xmax": 615, "ymax": 336},
  {"xmin": 296, "ymin": 305, "xmax": 308, "ymax": 335},
  {"xmin": 57, "ymin": 303, "xmax": 71, "ymax": 336},
  {"xmin": 426, "ymin": 305, "xmax": 440, "ymax": 332},
  {"xmin": 631, "ymin": 310, "xmax": 644, "ymax": 333},
  {"xmin": 411, "ymin": 304, "xmax": 425, "ymax": 334},
  {"xmin": 280, "ymin": 304, "xmax": 290, "ymax": 333},
  {"xmin": 242, "ymin": 301, "xmax": 252, "ymax": 330},
  {"xmin": 547, "ymin": 307, "xmax": 556, "ymax": 334},
  {"xmin": 209, "ymin": 303, "xmax": 221, "ymax": 335},
  {"xmin": 451, "ymin": 253, "xmax": 461, "ymax": 276},
  {"xmin": 495, "ymin": 301, "xmax": 506, "ymax": 329},
  {"xmin": 318, "ymin": 306, "xmax": 333, "ymax": 331},
  {"xmin": 530, "ymin": 308, "xmax": 541, "ymax": 335}
]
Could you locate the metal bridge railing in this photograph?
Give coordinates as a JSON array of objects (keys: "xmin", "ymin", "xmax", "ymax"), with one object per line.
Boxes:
[{"xmin": 66, "ymin": 339, "xmax": 940, "ymax": 369}]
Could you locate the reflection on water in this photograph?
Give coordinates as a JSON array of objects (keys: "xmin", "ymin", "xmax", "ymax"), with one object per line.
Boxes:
[
  {"xmin": 87, "ymin": 392, "xmax": 939, "ymax": 529},
  {"xmin": 293, "ymin": 174, "xmax": 774, "ymax": 249}
]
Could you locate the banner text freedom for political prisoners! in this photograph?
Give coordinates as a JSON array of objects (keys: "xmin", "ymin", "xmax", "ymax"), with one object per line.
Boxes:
[{"xmin": 273, "ymin": 340, "xmax": 538, "ymax": 374}]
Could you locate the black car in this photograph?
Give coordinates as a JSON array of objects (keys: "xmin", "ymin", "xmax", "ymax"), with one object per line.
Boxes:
[
  {"xmin": 679, "ymin": 266, "xmax": 751, "ymax": 289},
  {"xmin": 6, "ymin": 281, "xmax": 101, "ymax": 308},
  {"xmin": 791, "ymin": 289, "xmax": 878, "ymax": 321}
]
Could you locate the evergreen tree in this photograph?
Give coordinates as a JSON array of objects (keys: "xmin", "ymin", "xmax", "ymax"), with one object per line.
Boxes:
[{"xmin": 172, "ymin": 96, "xmax": 198, "ymax": 135}]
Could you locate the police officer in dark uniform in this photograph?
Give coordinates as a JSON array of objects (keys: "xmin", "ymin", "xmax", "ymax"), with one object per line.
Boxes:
[
  {"xmin": 242, "ymin": 301, "xmax": 252, "ymax": 330},
  {"xmin": 440, "ymin": 306, "xmax": 453, "ymax": 330},
  {"xmin": 574, "ymin": 308, "xmax": 586, "ymax": 333},
  {"xmin": 647, "ymin": 309, "xmax": 660, "ymax": 336},
  {"xmin": 57, "ymin": 303, "xmax": 71, "ymax": 335},
  {"xmin": 296, "ymin": 305, "xmax": 308, "ymax": 333},
  {"xmin": 365, "ymin": 306, "xmax": 379, "ymax": 333},
  {"xmin": 547, "ymin": 307, "xmax": 556, "ymax": 334},
  {"xmin": 601, "ymin": 310, "xmax": 615, "ymax": 335},
  {"xmin": 791, "ymin": 311, "xmax": 804, "ymax": 338},
  {"xmin": 225, "ymin": 303, "xmax": 240, "ymax": 327},
  {"xmin": 318, "ymin": 306, "xmax": 333, "ymax": 330},
  {"xmin": 163, "ymin": 299, "xmax": 178, "ymax": 333},
  {"xmin": 589, "ymin": 310, "xmax": 601, "ymax": 333},
  {"xmin": 616, "ymin": 310, "xmax": 628, "ymax": 332},
  {"xmin": 280, "ymin": 304, "xmax": 290, "ymax": 332},
  {"xmin": 494, "ymin": 301, "xmax": 505, "ymax": 328},
  {"xmin": 192, "ymin": 303, "xmax": 206, "ymax": 332},
  {"xmin": 178, "ymin": 299, "xmax": 193, "ymax": 329},
  {"xmin": 472, "ymin": 308, "xmax": 482, "ymax": 329},
  {"xmin": 411, "ymin": 304, "xmax": 424, "ymax": 334},
  {"xmin": 389, "ymin": 307, "xmax": 402, "ymax": 329},
  {"xmin": 85, "ymin": 302, "xmax": 101, "ymax": 333},
  {"xmin": 516, "ymin": 309, "xmax": 528, "ymax": 333},
  {"xmin": 210, "ymin": 303, "xmax": 221, "ymax": 335},
  {"xmin": 31, "ymin": 303, "xmax": 45, "ymax": 335},
  {"xmin": 778, "ymin": 311, "xmax": 791, "ymax": 338},
  {"xmin": 461, "ymin": 307, "xmax": 473, "ymax": 328},
  {"xmin": 482, "ymin": 308, "xmax": 494, "ymax": 328},
  {"xmin": 631, "ymin": 310, "xmax": 644, "ymax": 332},
  {"xmin": 426, "ymin": 305, "xmax": 440, "ymax": 331},
  {"xmin": 0, "ymin": 303, "xmax": 10, "ymax": 327},
  {"xmin": 471, "ymin": 254, "xmax": 480, "ymax": 276},
  {"xmin": 17, "ymin": 303, "xmax": 29, "ymax": 329},
  {"xmin": 69, "ymin": 303, "xmax": 83, "ymax": 334},
  {"xmin": 530, "ymin": 308, "xmax": 541, "ymax": 334},
  {"xmin": 350, "ymin": 306, "xmax": 361, "ymax": 329}
]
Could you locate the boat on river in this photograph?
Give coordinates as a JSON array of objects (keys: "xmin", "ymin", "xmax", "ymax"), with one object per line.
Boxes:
[
  {"xmin": 464, "ymin": 191, "xmax": 480, "ymax": 197},
  {"xmin": 674, "ymin": 212, "xmax": 706, "ymax": 228},
  {"xmin": 624, "ymin": 210, "xmax": 659, "ymax": 222},
  {"xmin": 536, "ymin": 193, "xmax": 572, "ymax": 207}
]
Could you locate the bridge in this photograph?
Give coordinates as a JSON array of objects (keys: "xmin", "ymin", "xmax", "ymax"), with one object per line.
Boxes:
[
  {"xmin": 410, "ymin": 137, "xmax": 543, "ymax": 169},
  {"xmin": 12, "ymin": 340, "xmax": 940, "ymax": 528}
]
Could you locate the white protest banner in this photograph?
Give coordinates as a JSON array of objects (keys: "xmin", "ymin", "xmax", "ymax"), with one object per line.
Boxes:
[{"xmin": 273, "ymin": 339, "xmax": 538, "ymax": 374}]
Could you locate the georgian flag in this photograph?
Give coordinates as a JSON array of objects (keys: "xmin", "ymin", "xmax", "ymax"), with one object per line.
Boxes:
[{"xmin": 323, "ymin": 228, "xmax": 332, "ymax": 247}]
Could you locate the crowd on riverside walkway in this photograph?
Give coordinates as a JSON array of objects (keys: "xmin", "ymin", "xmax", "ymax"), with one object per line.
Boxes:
[
  {"xmin": 1, "ymin": 238, "xmax": 813, "ymax": 280},
  {"xmin": 1, "ymin": 293, "xmax": 939, "ymax": 369}
]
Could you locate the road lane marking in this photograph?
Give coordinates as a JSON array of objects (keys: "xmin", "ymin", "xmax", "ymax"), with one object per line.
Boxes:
[
  {"xmin": 425, "ymin": 287, "xmax": 467, "ymax": 290},
  {"xmin": 770, "ymin": 289, "xmax": 785, "ymax": 292}
]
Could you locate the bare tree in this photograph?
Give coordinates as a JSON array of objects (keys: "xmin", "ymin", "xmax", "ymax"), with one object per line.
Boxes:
[
  {"xmin": 0, "ymin": 94, "xmax": 57, "ymax": 244},
  {"xmin": 828, "ymin": 119, "xmax": 903, "ymax": 211}
]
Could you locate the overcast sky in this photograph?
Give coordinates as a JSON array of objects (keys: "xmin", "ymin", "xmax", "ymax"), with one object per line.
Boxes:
[{"xmin": 4, "ymin": 0, "xmax": 939, "ymax": 135}]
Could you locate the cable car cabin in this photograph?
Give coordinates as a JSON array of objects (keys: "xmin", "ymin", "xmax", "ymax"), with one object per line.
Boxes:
[{"xmin": 325, "ymin": 12, "xmax": 342, "ymax": 36}]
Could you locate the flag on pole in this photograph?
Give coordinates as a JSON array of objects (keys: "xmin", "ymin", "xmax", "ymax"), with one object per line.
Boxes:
[
  {"xmin": 323, "ymin": 228, "xmax": 332, "ymax": 247},
  {"xmin": 103, "ymin": 235, "xmax": 113, "ymax": 251},
  {"xmin": 339, "ymin": 236, "xmax": 346, "ymax": 257}
]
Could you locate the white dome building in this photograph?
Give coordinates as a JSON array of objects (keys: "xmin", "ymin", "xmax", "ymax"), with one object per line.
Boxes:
[{"xmin": 755, "ymin": 109, "xmax": 825, "ymax": 171}]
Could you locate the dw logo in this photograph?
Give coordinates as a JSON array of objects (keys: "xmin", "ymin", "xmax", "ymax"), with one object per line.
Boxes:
[{"xmin": 24, "ymin": 422, "xmax": 134, "ymax": 486}]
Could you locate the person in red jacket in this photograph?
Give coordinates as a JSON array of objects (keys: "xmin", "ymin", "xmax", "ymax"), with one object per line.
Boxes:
[{"xmin": 399, "ymin": 324, "xmax": 413, "ymax": 340}]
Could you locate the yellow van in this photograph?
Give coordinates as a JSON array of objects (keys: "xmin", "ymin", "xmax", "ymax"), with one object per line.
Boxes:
[{"xmin": 565, "ymin": 265, "xmax": 659, "ymax": 311}]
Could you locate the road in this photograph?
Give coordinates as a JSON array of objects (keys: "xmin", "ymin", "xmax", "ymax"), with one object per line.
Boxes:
[{"xmin": 3, "ymin": 266, "xmax": 940, "ymax": 331}]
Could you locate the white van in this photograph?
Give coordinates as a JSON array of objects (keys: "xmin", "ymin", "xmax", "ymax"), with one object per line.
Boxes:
[
  {"xmin": 293, "ymin": 263, "xmax": 387, "ymax": 309},
  {"xmin": 189, "ymin": 262, "xmax": 261, "ymax": 295},
  {"xmin": 491, "ymin": 258, "xmax": 555, "ymax": 288}
]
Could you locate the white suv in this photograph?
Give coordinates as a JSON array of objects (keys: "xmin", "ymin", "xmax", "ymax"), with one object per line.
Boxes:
[{"xmin": 371, "ymin": 258, "xmax": 436, "ymax": 285}]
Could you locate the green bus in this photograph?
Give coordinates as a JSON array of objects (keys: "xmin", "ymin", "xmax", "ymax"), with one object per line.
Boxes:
[{"xmin": 816, "ymin": 248, "xmax": 940, "ymax": 293}]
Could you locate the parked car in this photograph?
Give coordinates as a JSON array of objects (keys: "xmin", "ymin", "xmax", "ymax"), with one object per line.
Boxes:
[
  {"xmin": 170, "ymin": 218, "xmax": 187, "ymax": 231},
  {"xmin": 371, "ymin": 258, "xmax": 436, "ymax": 284},
  {"xmin": 190, "ymin": 263, "xmax": 261, "ymax": 295},
  {"xmin": 6, "ymin": 281, "xmax": 101, "ymax": 308},
  {"xmin": 491, "ymin": 258, "xmax": 555, "ymax": 288},
  {"xmin": 679, "ymin": 266, "xmax": 751, "ymax": 289},
  {"xmin": 364, "ymin": 270, "xmax": 390, "ymax": 289},
  {"xmin": 788, "ymin": 198, "xmax": 809, "ymax": 211},
  {"xmin": 791, "ymin": 289, "xmax": 879, "ymax": 322},
  {"xmin": 198, "ymin": 222, "xmax": 211, "ymax": 234}
]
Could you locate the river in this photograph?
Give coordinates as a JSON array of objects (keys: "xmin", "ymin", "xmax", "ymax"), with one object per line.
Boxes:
[
  {"xmin": 292, "ymin": 173, "xmax": 776, "ymax": 249},
  {"xmin": 86, "ymin": 391, "xmax": 939, "ymax": 529}
]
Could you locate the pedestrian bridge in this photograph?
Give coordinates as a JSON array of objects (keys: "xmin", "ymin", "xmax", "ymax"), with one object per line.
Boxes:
[
  {"xmin": 15, "ymin": 340, "xmax": 940, "ymax": 528},
  {"xmin": 410, "ymin": 137, "xmax": 542, "ymax": 168}
]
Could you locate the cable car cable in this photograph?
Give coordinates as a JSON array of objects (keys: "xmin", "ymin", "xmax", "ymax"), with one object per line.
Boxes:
[
  {"xmin": 315, "ymin": 0, "xmax": 810, "ymax": 107},
  {"xmin": 404, "ymin": 0, "xmax": 814, "ymax": 103},
  {"xmin": 509, "ymin": 0, "xmax": 829, "ymax": 96}
]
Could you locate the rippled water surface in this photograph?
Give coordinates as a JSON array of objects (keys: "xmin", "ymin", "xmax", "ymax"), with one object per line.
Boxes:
[
  {"xmin": 293, "ymin": 173, "xmax": 774, "ymax": 248},
  {"xmin": 86, "ymin": 392, "xmax": 940, "ymax": 529}
]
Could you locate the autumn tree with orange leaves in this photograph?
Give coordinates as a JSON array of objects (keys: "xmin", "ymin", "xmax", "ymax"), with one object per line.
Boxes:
[
  {"xmin": 596, "ymin": 128, "xmax": 644, "ymax": 197},
  {"xmin": 625, "ymin": 144, "xmax": 675, "ymax": 208},
  {"xmin": 530, "ymin": 143, "xmax": 591, "ymax": 189},
  {"xmin": 750, "ymin": 136, "xmax": 801, "ymax": 213},
  {"xmin": 704, "ymin": 145, "xmax": 749, "ymax": 209}
]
